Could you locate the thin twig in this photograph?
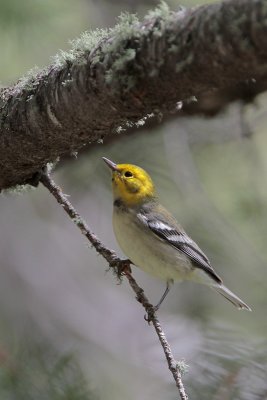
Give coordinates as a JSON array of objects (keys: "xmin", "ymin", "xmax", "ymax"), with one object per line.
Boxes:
[{"xmin": 40, "ymin": 168, "xmax": 188, "ymax": 400}]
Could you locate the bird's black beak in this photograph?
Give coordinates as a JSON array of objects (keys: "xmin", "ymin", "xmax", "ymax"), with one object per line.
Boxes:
[{"xmin": 102, "ymin": 157, "xmax": 119, "ymax": 171}]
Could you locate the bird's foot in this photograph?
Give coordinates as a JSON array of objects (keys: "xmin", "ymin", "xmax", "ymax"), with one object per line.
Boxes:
[
  {"xmin": 117, "ymin": 259, "xmax": 132, "ymax": 276},
  {"xmin": 110, "ymin": 258, "xmax": 132, "ymax": 281}
]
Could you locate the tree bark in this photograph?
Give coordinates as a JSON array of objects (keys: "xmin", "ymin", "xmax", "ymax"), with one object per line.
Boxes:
[{"xmin": 1, "ymin": 0, "xmax": 267, "ymax": 190}]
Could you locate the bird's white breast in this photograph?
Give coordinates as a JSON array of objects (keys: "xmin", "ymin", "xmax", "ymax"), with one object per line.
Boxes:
[{"xmin": 113, "ymin": 207, "xmax": 193, "ymax": 281}]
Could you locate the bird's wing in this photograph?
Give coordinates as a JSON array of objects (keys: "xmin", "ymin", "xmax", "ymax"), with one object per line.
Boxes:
[{"xmin": 137, "ymin": 206, "xmax": 222, "ymax": 284}]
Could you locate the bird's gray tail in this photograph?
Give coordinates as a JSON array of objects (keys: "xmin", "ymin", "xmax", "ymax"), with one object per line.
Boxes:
[{"xmin": 212, "ymin": 284, "xmax": 251, "ymax": 311}]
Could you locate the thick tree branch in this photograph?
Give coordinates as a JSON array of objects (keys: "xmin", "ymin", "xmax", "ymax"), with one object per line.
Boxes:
[
  {"xmin": 1, "ymin": 0, "xmax": 267, "ymax": 189},
  {"xmin": 40, "ymin": 169, "xmax": 188, "ymax": 400}
]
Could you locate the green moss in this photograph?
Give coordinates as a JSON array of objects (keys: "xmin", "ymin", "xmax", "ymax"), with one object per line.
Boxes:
[
  {"xmin": 111, "ymin": 12, "xmax": 140, "ymax": 40},
  {"xmin": 105, "ymin": 48, "xmax": 136, "ymax": 88},
  {"xmin": 144, "ymin": 1, "xmax": 170, "ymax": 21},
  {"xmin": 102, "ymin": 13, "xmax": 141, "ymax": 90},
  {"xmin": 176, "ymin": 359, "xmax": 189, "ymax": 376},
  {"xmin": 53, "ymin": 49, "xmax": 76, "ymax": 68},
  {"xmin": 1, "ymin": 2, "xmax": 180, "ymax": 103},
  {"xmin": 53, "ymin": 29, "xmax": 109, "ymax": 69},
  {"xmin": 12, "ymin": 66, "xmax": 43, "ymax": 94},
  {"xmin": 176, "ymin": 53, "xmax": 194, "ymax": 73},
  {"xmin": 50, "ymin": 13, "xmax": 141, "ymax": 91},
  {"xmin": 71, "ymin": 29, "xmax": 108, "ymax": 53}
]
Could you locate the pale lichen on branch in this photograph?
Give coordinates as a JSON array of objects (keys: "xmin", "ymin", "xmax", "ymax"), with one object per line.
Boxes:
[{"xmin": 1, "ymin": 0, "xmax": 267, "ymax": 190}]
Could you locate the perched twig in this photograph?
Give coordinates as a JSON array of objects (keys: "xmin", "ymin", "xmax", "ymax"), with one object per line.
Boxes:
[{"xmin": 40, "ymin": 168, "xmax": 188, "ymax": 400}]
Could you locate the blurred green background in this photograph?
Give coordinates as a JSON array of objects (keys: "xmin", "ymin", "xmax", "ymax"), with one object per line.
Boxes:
[{"xmin": 1, "ymin": 1, "xmax": 267, "ymax": 399}]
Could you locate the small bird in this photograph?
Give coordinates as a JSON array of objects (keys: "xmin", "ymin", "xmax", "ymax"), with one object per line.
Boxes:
[{"xmin": 103, "ymin": 157, "xmax": 251, "ymax": 311}]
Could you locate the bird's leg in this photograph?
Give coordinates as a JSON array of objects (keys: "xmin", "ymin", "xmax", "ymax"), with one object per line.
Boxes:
[
  {"xmin": 145, "ymin": 280, "xmax": 173, "ymax": 323},
  {"xmin": 154, "ymin": 279, "xmax": 173, "ymax": 311}
]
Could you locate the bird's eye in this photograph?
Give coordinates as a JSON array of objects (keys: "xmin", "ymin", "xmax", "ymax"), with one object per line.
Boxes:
[{"xmin": 124, "ymin": 171, "xmax": 133, "ymax": 178}]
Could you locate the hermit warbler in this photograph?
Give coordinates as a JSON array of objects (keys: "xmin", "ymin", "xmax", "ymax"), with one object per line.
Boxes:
[{"xmin": 103, "ymin": 157, "xmax": 251, "ymax": 311}]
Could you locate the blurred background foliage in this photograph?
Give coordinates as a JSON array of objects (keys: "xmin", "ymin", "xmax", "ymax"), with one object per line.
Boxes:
[{"xmin": 1, "ymin": 0, "xmax": 267, "ymax": 399}]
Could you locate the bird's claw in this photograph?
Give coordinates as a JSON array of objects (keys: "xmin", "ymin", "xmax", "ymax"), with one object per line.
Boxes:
[{"xmin": 115, "ymin": 259, "xmax": 132, "ymax": 278}]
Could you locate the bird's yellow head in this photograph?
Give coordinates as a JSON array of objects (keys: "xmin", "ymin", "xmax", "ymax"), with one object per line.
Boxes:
[{"xmin": 103, "ymin": 157, "xmax": 156, "ymax": 207}]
